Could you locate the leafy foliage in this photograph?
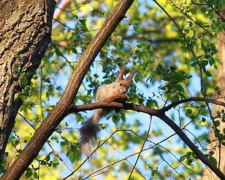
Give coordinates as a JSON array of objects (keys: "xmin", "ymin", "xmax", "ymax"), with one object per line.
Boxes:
[{"xmin": 2, "ymin": 0, "xmax": 225, "ymax": 179}]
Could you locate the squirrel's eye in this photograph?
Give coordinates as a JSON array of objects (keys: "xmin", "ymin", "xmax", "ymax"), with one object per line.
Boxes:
[{"xmin": 120, "ymin": 83, "xmax": 122, "ymax": 86}]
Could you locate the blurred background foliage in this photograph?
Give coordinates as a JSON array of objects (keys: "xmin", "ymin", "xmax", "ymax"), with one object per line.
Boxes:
[{"xmin": 2, "ymin": 0, "xmax": 225, "ymax": 179}]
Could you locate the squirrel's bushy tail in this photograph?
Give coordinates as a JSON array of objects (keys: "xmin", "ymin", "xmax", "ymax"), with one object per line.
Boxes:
[
  {"xmin": 79, "ymin": 118, "xmax": 100, "ymax": 157},
  {"xmin": 79, "ymin": 108, "xmax": 107, "ymax": 157}
]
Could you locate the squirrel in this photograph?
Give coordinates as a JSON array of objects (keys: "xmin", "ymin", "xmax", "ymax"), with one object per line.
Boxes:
[{"xmin": 79, "ymin": 65, "xmax": 135, "ymax": 157}]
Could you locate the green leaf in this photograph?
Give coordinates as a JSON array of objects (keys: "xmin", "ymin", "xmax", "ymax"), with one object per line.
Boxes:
[
  {"xmin": 196, "ymin": 39, "xmax": 201, "ymax": 47},
  {"xmin": 41, "ymin": 160, "xmax": 46, "ymax": 165},
  {"xmin": 112, "ymin": 114, "xmax": 120, "ymax": 125},
  {"xmin": 147, "ymin": 164, "xmax": 155, "ymax": 169},
  {"xmin": 146, "ymin": 99, "xmax": 158, "ymax": 108},
  {"xmin": 14, "ymin": 64, "xmax": 20, "ymax": 71},
  {"xmin": 46, "ymin": 155, "xmax": 50, "ymax": 161},
  {"xmin": 201, "ymin": 60, "xmax": 208, "ymax": 67},
  {"xmin": 205, "ymin": 71, "xmax": 212, "ymax": 77},
  {"xmin": 189, "ymin": 30, "xmax": 195, "ymax": 38},
  {"xmin": 209, "ymin": 156, "xmax": 217, "ymax": 166},
  {"xmin": 25, "ymin": 169, "xmax": 33, "ymax": 178},
  {"xmin": 67, "ymin": 144, "xmax": 81, "ymax": 162},
  {"xmin": 171, "ymin": 95, "xmax": 179, "ymax": 103},
  {"xmin": 175, "ymin": 84, "xmax": 184, "ymax": 93},
  {"xmin": 179, "ymin": 155, "xmax": 186, "ymax": 162},
  {"xmin": 21, "ymin": 77, "xmax": 28, "ymax": 86},
  {"xmin": 191, "ymin": 61, "xmax": 197, "ymax": 67},
  {"xmin": 202, "ymin": 117, "xmax": 206, "ymax": 122},
  {"xmin": 33, "ymin": 172, "xmax": 39, "ymax": 179},
  {"xmin": 214, "ymin": 120, "xmax": 220, "ymax": 127},
  {"xmin": 100, "ymin": 123, "xmax": 107, "ymax": 130},
  {"xmin": 185, "ymin": 109, "xmax": 192, "ymax": 117}
]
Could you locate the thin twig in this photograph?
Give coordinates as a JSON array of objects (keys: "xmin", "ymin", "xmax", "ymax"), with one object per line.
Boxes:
[{"xmin": 128, "ymin": 116, "xmax": 152, "ymax": 179}]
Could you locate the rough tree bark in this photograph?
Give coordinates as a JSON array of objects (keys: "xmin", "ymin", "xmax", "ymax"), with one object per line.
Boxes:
[
  {"xmin": 202, "ymin": 8, "xmax": 225, "ymax": 180},
  {"xmin": 0, "ymin": 0, "xmax": 55, "ymax": 166}
]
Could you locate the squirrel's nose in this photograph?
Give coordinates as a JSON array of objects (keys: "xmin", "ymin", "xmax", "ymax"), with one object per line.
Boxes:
[{"xmin": 121, "ymin": 89, "xmax": 127, "ymax": 93}]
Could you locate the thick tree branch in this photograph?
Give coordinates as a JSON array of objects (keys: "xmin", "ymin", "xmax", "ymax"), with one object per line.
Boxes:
[
  {"xmin": 68, "ymin": 97, "xmax": 225, "ymax": 114},
  {"xmin": 68, "ymin": 102, "xmax": 161, "ymax": 115},
  {"xmin": 2, "ymin": 0, "xmax": 134, "ymax": 179}
]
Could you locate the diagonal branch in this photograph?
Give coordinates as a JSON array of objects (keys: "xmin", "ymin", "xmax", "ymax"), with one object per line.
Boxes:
[
  {"xmin": 128, "ymin": 116, "xmax": 152, "ymax": 179},
  {"xmin": 158, "ymin": 114, "xmax": 225, "ymax": 180},
  {"xmin": 2, "ymin": 0, "xmax": 134, "ymax": 179}
]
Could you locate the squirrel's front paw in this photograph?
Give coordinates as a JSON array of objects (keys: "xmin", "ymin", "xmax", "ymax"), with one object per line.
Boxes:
[
  {"xmin": 103, "ymin": 93, "xmax": 128, "ymax": 103},
  {"xmin": 118, "ymin": 94, "xmax": 129, "ymax": 101}
]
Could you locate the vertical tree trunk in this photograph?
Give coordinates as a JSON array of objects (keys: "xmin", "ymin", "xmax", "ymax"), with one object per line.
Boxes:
[
  {"xmin": 202, "ymin": 8, "xmax": 225, "ymax": 180},
  {"xmin": 0, "ymin": 0, "xmax": 55, "ymax": 165}
]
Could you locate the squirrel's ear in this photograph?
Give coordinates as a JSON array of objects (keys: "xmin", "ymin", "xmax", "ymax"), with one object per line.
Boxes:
[
  {"xmin": 127, "ymin": 69, "xmax": 136, "ymax": 83},
  {"xmin": 116, "ymin": 65, "xmax": 126, "ymax": 81}
]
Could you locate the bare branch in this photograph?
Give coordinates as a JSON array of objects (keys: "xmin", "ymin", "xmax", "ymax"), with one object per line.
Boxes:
[{"xmin": 128, "ymin": 116, "xmax": 152, "ymax": 179}]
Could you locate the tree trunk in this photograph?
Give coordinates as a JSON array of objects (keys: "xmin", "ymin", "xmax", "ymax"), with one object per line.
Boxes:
[
  {"xmin": 202, "ymin": 8, "xmax": 225, "ymax": 180},
  {"xmin": 0, "ymin": 0, "xmax": 55, "ymax": 165}
]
